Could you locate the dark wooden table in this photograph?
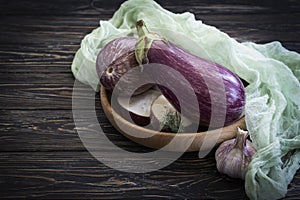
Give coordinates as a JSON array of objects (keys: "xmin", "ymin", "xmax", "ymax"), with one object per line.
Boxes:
[{"xmin": 1, "ymin": 0, "xmax": 299, "ymax": 199}]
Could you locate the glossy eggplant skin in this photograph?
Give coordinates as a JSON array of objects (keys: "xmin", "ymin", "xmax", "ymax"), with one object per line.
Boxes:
[
  {"xmin": 98, "ymin": 36, "xmax": 245, "ymax": 127},
  {"xmin": 96, "ymin": 37, "xmax": 152, "ymax": 96},
  {"xmin": 146, "ymin": 40, "xmax": 245, "ymax": 126},
  {"xmin": 96, "ymin": 37, "xmax": 137, "ymax": 79}
]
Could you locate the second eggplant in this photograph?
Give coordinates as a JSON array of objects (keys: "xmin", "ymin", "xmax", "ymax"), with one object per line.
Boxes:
[{"xmin": 134, "ymin": 20, "xmax": 245, "ymax": 127}]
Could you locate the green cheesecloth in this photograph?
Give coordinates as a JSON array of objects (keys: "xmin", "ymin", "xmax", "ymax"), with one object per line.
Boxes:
[{"xmin": 71, "ymin": 0, "xmax": 300, "ymax": 199}]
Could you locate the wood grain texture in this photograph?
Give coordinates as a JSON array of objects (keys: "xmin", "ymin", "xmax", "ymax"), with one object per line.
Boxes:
[
  {"xmin": 0, "ymin": 151, "xmax": 247, "ymax": 199},
  {"xmin": 0, "ymin": 0, "xmax": 299, "ymax": 199}
]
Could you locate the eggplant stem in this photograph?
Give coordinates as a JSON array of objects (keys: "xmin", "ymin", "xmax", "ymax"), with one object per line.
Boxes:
[
  {"xmin": 136, "ymin": 20, "xmax": 150, "ymax": 38},
  {"xmin": 135, "ymin": 19, "xmax": 165, "ymax": 66}
]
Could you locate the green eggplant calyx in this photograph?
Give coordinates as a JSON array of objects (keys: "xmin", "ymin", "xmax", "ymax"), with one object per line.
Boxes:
[{"xmin": 135, "ymin": 20, "xmax": 166, "ymax": 66}]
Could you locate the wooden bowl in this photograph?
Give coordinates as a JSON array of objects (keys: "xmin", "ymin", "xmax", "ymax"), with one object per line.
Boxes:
[{"xmin": 100, "ymin": 87, "xmax": 246, "ymax": 152}]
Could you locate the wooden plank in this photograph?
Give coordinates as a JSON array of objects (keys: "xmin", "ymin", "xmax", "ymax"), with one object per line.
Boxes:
[
  {"xmin": 0, "ymin": 73, "xmax": 74, "ymax": 84},
  {"xmin": 0, "ymin": 44, "xmax": 78, "ymax": 66},
  {"xmin": 0, "ymin": 16, "xmax": 99, "ymax": 44},
  {"xmin": 0, "ymin": 108, "xmax": 156, "ymax": 152},
  {"xmin": 0, "ymin": 13, "xmax": 300, "ymax": 45},
  {"xmin": 0, "ymin": 83, "xmax": 100, "ymax": 110},
  {"xmin": 0, "ymin": 0, "xmax": 299, "ymax": 16},
  {"xmin": 0, "ymin": 151, "xmax": 299, "ymax": 199},
  {"xmin": 0, "ymin": 151, "xmax": 249, "ymax": 199}
]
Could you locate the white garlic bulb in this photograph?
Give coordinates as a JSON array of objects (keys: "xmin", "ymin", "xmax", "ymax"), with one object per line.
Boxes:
[{"xmin": 215, "ymin": 127, "xmax": 256, "ymax": 179}]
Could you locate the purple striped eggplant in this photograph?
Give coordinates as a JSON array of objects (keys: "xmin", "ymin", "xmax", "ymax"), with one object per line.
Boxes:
[
  {"xmin": 97, "ymin": 20, "xmax": 246, "ymax": 127},
  {"xmin": 134, "ymin": 20, "xmax": 245, "ymax": 126},
  {"xmin": 96, "ymin": 37, "xmax": 153, "ymax": 96}
]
